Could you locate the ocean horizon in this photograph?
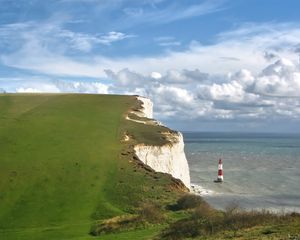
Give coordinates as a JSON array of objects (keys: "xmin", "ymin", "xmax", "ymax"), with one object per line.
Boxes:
[{"xmin": 183, "ymin": 131, "xmax": 300, "ymax": 212}]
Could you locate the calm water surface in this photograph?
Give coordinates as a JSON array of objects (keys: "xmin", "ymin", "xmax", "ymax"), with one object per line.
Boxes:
[{"xmin": 183, "ymin": 132, "xmax": 300, "ymax": 212}]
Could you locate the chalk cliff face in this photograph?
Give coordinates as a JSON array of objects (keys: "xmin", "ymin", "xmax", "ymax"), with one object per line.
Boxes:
[
  {"xmin": 131, "ymin": 97, "xmax": 191, "ymax": 189},
  {"xmin": 136, "ymin": 96, "xmax": 153, "ymax": 119}
]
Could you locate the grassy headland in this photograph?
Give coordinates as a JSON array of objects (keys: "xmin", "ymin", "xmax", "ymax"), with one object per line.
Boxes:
[
  {"xmin": 0, "ymin": 93, "xmax": 299, "ymax": 240},
  {"xmin": 0, "ymin": 94, "xmax": 184, "ymax": 240}
]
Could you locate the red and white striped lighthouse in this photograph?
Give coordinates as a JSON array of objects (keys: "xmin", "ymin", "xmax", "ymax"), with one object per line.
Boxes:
[{"xmin": 216, "ymin": 158, "xmax": 223, "ymax": 182}]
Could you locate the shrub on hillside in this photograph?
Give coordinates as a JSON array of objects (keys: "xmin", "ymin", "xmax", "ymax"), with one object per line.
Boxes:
[
  {"xmin": 90, "ymin": 215, "xmax": 140, "ymax": 236},
  {"xmin": 161, "ymin": 203, "xmax": 218, "ymax": 239},
  {"xmin": 192, "ymin": 203, "xmax": 220, "ymax": 234},
  {"xmin": 90, "ymin": 202, "xmax": 166, "ymax": 236},
  {"xmin": 169, "ymin": 194, "xmax": 205, "ymax": 211},
  {"xmin": 160, "ymin": 218, "xmax": 201, "ymax": 240},
  {"xmin": 161, "ymin": 201, "xmax": 300, "ymax": 240},
  {"xmin": 223, "ymin": 208, "xmax": 290, "ymax": 233},
  {"xmin": 138, "ymin": 202, "xmax": 166, "ymax": 223}
]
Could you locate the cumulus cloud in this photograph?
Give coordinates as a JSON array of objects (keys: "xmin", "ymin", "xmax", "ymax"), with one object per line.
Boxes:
[
  {"xmin": 2, "ymin": 57, "xmax": 300, "ymax": 128},
  {"xmin": 264, "ymin": 51, "xmax": 278, "ymax": 61},
  {"xmin": 52, "ymin": 80, "xmax": 109, "ymax": 94},
  {"xmin": 150, "ymin": 72, "xmax": 162, "ymax": 79},
  {"xmin": 102, "ymin": 57, "xmax": 300, "ymax": 122},
  {"xmin": 254, "ymin": 59, "xmax": 300, "ymax": 97},
  {"xmin": 15, "ymin": 80, "xmax": 109, "ymax": 94},
  {"xmin": 159, "ymin": 69, "xmax": 208, "ymax": 84},
  {"xmin": 104, "ymin": 68, "xmax": 149, "ymax": 87},
  {"xmin": 1, "ymin": 19, "xmax": 300, "ymax": 129}
]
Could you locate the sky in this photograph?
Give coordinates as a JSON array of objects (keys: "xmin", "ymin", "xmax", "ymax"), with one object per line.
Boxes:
[{"xmin": 1, "ymin": 0, "xmax": 300, "ymax": 133}]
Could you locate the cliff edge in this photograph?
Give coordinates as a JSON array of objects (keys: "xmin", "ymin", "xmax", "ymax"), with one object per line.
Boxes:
[{"xmin": 127, "ymin": 96, "xmax": 191, "ymax": 189}]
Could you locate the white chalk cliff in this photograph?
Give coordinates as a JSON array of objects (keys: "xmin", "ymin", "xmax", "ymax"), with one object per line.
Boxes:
[
  {"xmin": 130, "ymin": 96, "xmax": 191, "ymax": 189},
  {"xmin": 136, "ymin": 96, "xmax": 153, "ymax": 119}
]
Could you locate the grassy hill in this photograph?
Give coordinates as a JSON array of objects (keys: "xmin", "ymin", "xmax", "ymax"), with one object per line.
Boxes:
[
  {"xmin": 1, "ymin": 93, "xmax": 299, "ymax": 240},
  {"xmin": 0, "ymin": 94, "xmax": 183, "ymax": 240}
]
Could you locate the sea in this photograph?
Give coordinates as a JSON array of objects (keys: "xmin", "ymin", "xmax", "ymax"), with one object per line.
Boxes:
[{"xmin": 183, "ymin": 132, "xmax": 300, "ymax": 212}]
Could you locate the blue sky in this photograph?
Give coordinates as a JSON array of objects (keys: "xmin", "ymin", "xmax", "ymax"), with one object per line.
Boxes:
[{"xmin": 1, "ymin": 0, "xmax": 300, "ymax": 132}]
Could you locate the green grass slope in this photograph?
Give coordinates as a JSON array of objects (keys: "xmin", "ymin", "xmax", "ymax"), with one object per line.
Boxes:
[
  {"xmin": 0, "ymin": 94, "xmax": 183, "ymax": 240},
  {"xmin": 1, "ymin": 94, "xmax": 299, "ymax": 240}
]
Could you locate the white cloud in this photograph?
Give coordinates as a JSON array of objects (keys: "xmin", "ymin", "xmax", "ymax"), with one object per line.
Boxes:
[
  {"xmin": 111, "ymin": 23, "xmax": 300, "ymax": 76},
  {"xmin": 162, "ymin": 69, "xmax": 209, "ymax": 84},
  {"xmin": 151, "ymin": 72, "xmax": 162, "ymax": 79},
  {"xmin": 158, "ymin": 41, "xmax": 181, "ymax": 47},
  {"xmin": 0, "ymin": 20, "xmax": 136, "ymax": 77},
  {"xmin": 154, "ymin": 36, "xmax": 181, "ymax": 47},
  {"xmin": 203, "ymin": 81, "xmax": 247, "ymax": 102},
  {"xmin": 254, "ymin": 59, "xmax": 300, "ymax": 97},
  {"xmin": 102, "ymin": 57, "xmax": 300, "ymax": 122},
  {"xmin": 104, "ymin": 68, "xmax": 149, "ymax": 87},
  {"xmin": 0, "ymin": 21, "xmax": 135, "ymax": 53},
  {"xmin": 155, "ymin": 84, "xmax": 194, "ymax": 105},
  {"xmin": 1, "ymin": 52, "xmax": 105, "ymax": 78},
  {"xmin": 1, "ymin": 20, "xmax": 300, "ymax": 127},
  {"xmin": 17, "ymin": 86, "xmax": 59, "ymax": 93},
  {"xmin": 2, "ymin": 22, "xmax": 300, "ymax": 79},
  {"xmin": 53, "ymin": 80, "xmax": 109, "ymax": 94},
  {"xmin": 96, "ymin": 31, "xmax": 135, "ymax": 45},
  {"xmin": 122, "ymin": 0, "xmax": 225, "ymax": 25},
  {"xmin": 15, "ymin": 80, "xmax": 109, "ymax": 94},
  {"xmin": 2, "ymin": 57, "xmax": 300, "ymax": 124}
]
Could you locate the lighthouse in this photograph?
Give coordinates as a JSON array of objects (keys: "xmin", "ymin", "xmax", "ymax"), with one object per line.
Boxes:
[{"xmin": 214, "ymin": 158, "xmax": 223, "ymax": 182}]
